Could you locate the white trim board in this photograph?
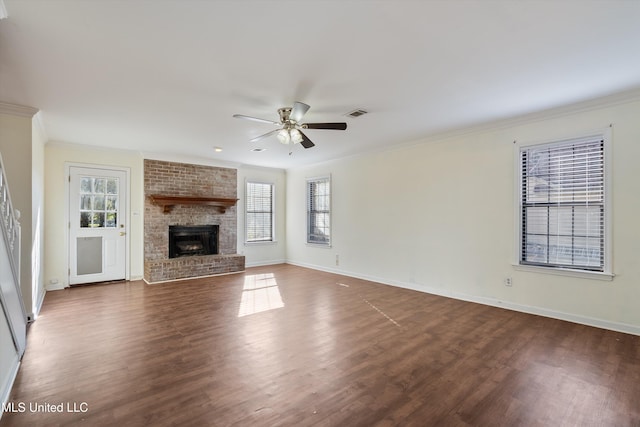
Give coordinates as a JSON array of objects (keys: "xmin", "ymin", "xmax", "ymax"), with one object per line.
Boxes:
[{"xmin": 245, "ymin": 259, "xmax": 286, "ymax": 268}]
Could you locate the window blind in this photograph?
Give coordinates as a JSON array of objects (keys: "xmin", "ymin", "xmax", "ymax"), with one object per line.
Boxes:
[
  {"xmin": 307, "ymin": 177, "xmax": 330, "ymax": 244},
  {"xmin": 520, "ymin": 136, "xmax": 604, "ymax": 271},
  {"xmin": 246, "ymin": 182, "xmax": 273, "ymax": 242}
]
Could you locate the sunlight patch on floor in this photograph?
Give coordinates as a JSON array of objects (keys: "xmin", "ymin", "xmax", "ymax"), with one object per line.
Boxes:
[{"xmin": 238, "ymin": 273, "xmax": 284, "ymax": 317}]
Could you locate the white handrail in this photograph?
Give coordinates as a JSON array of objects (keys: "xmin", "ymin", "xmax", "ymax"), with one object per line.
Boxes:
[
  {"xmin": 0, "ymin": 153, "xmax": 21, "ymax": 291},
  {"xmin": 0, "ymin": 151, "xmax": 27, "ymax": 355}
]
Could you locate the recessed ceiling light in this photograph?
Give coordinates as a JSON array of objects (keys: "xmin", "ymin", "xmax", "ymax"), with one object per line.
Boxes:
[
  {"xmin": 213, "ymin": 146, "xmax": 223, "ymax": 152},
  {"xmin": 251, "ymin": 148, "xmax": 266, "ymax": 152}
]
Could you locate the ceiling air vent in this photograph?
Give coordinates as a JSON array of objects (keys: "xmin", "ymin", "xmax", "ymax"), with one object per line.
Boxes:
[{"xmin": 346, "ymin": 109, "xmax": 368, "ymax": 118}]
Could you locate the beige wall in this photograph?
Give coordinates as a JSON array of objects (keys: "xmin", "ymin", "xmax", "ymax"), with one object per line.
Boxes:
[
  {"xmin": 44, "ymin": 148, "xmax": 288, "ymax": 289},
  {"xmin": 44, "ymin": 143, "xmax": 145, "ymax": 288},
  {"xmin": 32, "ymin": 92, "xmax": 640, "ymax": 335},
  {"xmin": 285, "ymin": 95, "xmax": 640, "ymax": 334},
  {"xmin": 0, "ymin": 111, "xmax": 35, "ymax": 316},
  {"xmin": 237, "ymin": 165, "xmax": 287, "ymax": 266}
]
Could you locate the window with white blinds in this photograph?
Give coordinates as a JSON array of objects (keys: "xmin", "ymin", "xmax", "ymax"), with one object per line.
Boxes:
[
  {"xmin": 307, "ymin": 176, "xmax": 331, "ymax": 245},
  {"xmin": 246, "ymin": 181, "xmax": 274, "ymax": 242},
  {"xmin": 519, "ymin": 135, "xmax": 606, "ymax": 272}
]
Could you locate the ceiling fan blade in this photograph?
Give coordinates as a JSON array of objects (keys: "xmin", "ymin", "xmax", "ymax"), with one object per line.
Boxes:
[
  {"xmin": 298, "ymin": 130, "xmax": 315, "ymax": 149},
  {"xmin": 249, "ymin": 129, "xmax": 280, "ymax": 143},
  {"xmin": 290, "ymin": 101, "xmax": 310, "ymax": 123},
  {"xmin": 302, "ymin": 122, "xmax": 347, "ymax": 130},
  {"xmin": 233, "ymin": 114, "xmax": 280, "ymax": 125}
]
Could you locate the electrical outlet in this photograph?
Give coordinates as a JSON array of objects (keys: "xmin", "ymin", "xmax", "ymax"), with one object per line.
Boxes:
[
  {"xmin": 504, "ymin": 277, "xmax": 513, "ymax": 287},
  {"xmin": 335, "ymin": 254, "xmax": 339, "ymax": 266}
]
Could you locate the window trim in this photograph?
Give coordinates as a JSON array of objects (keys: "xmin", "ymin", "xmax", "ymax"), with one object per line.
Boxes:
[
  {"xmin": 245, "ymin": 180, "xmax": 276, "ymax": 244},
  {"xmin": 306, "ymin": 175, "xmax": 332, "ymax": 247},
  {"xmin": 513, "ymin": 128, "xmax": 614, "ymax": 280}
]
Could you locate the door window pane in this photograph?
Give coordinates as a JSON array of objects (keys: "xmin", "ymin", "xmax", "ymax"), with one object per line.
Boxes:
[
  {"xmin": 79, "ymin": 175, "xmax": 119, "ymax": 228},
  {"xmin": 106, "ymin": 179, "xmax": 118, "ymax": 194},
  {"xmin": 80, "ymin": 177, "xmax": 92, "ymax": 193},
  {"xmin": 80, "ymin": 195, "xmax": 92, "ymax": 210},
  {"xmin": 106, "ymin": 212, "xmax": 117, "ymax": 228},
  {"xmin": 80, "ymin": 212, "xmax": 92, "ymax": 228},
  {"xmin": 94, "ymin": 178, "xmax": 106, "ymax": 194},
  {"xmin": 94, "ymin": 195, "xmax": 105, "ymax": 210},
  {"xmin": 106, "ymin": 195, "xmax": 118, "ymax": 211}
]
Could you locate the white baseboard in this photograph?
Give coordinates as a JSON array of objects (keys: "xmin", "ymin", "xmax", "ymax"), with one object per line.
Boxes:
[
  {"xmin": 286, "ymin": 261, "xmax": 640, "ymax": 337},
  {"xmin": 245, "ymin": 259, "xmax": 287, "ymax": 268},
  {"xmin": 143, "ymin": 269, "xmax": 245, "ymax": 285},
  {"xmin": 46, "ymin": 275, "xmax": 143, "ymax": 291},
  {"xmin": 46, "ymin": 283, "xmax": 65, "ymax": 291},
  {"xmin": 30, "ymin": 288, "xmax": 47, "ymax": 321}
]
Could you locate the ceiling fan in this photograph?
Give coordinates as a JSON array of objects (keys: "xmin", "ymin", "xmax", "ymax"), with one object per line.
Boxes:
[{"xmin": 233, "ymin": 101, "xmax": 347, "ymax": 149}]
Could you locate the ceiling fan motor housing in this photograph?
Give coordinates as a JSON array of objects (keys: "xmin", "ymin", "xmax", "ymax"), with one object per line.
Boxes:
[{"xmin": 278, "ymin": 107, "xmax": 293, "ymax": 124}]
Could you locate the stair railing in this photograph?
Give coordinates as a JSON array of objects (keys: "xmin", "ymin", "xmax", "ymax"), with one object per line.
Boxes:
[{"xmin": 0, "ymin": 151, "xmax": 27, "ymax": 355}]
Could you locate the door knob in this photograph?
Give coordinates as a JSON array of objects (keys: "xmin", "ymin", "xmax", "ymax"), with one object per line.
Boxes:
[{"xmin": 120, "ymin": 231, "xmax": 126, "ymax": 236}]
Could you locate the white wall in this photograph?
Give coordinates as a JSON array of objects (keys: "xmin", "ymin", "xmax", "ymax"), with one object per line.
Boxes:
[
  {"xmin": 31, "ymin": 114, "xmax": 46, "ymax": 316},
  {"xmin": 44, "ymin": 143, "xmax": 145, "ymax": 288},
  {"xmin": 286, "ymin": 95, "xmax": 640, "ymax": 334},
  {"xmin": 237, "ymin": 165, "xmax": 287, "ymax": 267}
]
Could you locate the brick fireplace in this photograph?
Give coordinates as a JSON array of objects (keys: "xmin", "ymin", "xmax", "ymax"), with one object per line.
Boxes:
[{"xmin": 143, "ymin": 159, "xmax": 245, "ymax": 283}]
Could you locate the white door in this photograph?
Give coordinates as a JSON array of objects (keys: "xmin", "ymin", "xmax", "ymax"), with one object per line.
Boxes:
[{"xmin": 69, "ymin": 166, "xmax": 127, "ymax": 285}]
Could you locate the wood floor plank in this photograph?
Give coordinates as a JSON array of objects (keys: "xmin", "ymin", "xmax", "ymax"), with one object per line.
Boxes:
[{"xmin": 1, "ymin": 264, "xmax": 639, "ymax": 426}]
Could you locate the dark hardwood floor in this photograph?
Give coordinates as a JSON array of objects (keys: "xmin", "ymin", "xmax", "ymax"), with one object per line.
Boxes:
[{"xmin": 2, "ymin": 264, "xmax": 639, "ymax": 426}]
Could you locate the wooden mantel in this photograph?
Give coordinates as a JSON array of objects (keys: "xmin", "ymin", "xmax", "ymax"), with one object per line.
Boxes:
[{"xmin": 148, "ymin": 195, "xmax": 238, "ymax": 213}]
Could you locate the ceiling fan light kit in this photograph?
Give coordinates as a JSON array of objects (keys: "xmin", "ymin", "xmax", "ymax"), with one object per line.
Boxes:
[
  {"xmin": 233, "ymin": 101, "xmax": 347, "ymax": 151},
  {"xmin": 277, "ymin": 128, "xmax": 303, "ymax": 145}
]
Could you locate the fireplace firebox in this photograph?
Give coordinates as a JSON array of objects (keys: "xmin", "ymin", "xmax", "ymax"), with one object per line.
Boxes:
[{"xmin": 169, "ymin": 225, "xmax": 218, "ymax": 258}]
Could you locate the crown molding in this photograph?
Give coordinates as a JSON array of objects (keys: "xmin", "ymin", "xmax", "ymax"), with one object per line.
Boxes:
[
  {"xmin": 288, "ymin": 87, "xmax": 640, "ymax": 172},
  {"xmin": 47, "ymin": 139, "xmax": 140, "ymax": 155},
  {"xmin": 141, "ymin": 151, "xmax": 242, "ymax": 170},
  {"xmin": 493, "ymin": 86, "xmax": 640, "ymax": 128},
  {"xmin": 0, "ymin": 102, "xmax": 39, "ymax": 118},
  {"xmin": 412, "ymin": 87, "xmax": 640, "ymax": 147}
]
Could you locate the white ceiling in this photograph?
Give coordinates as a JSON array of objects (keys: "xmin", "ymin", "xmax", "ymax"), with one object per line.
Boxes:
[{"xmin": 1, "ymin": 1, "xmax": 640, "ymax": 169}]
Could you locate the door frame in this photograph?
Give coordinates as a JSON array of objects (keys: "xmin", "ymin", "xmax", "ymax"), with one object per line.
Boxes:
[{"xmin": 65, "ymin": 162, "xmax": 131, "ymax": 285}]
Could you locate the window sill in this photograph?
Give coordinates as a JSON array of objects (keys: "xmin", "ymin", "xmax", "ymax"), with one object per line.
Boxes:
[
  {"xmin": 245, "ymin": 240, "xmax": 277, "ymax": 246},
  {"xmin": 512, "ymin": 264, "xmax": 614, "ymax": 281},
  {"xmin": 306, "ymin": 242, "xmax": 332, "ymax": 249}
]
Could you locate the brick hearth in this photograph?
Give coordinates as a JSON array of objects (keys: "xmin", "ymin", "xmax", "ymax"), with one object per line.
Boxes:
[{"xmin": 143, "ymin": 159, "xmax": 245, "ymax": 283}]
